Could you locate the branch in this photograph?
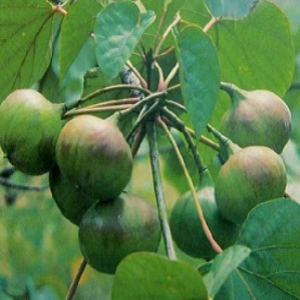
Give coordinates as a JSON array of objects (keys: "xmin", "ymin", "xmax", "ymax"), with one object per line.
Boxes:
[
  {"xmin": 159, "ymin": 119, "xmax": 223, "ymax": 254},
  {"xmin": 65, "ymin": 258, "xmax": 87, "ymax": 300},
  {"xmin": 63, "ymin": 104, "xmax": 132, "ymax": 119},
  {"xmin": 162, "ymin": 105, "xmax": 220, "ymax": 151},
  {"xmin": 0, "ymin": 177, "xmax": 48, "ymax": 192},
  {"xmin": 164, "ymin": 63, "xmax": 179, "ymax": 87},
  {"xmin": 162, "ymin": 108, "xmax": 207, "ymax": 177},
  {"xmin": 154, "ymin": 14, "xmax": 181, "ymax": 57},
  {"xmin": 147, "ymin": 120, "xmax": 177, "ymax": 261},
  {"xmin": 203, "ymin": 16, "xmax": 220, "ymax": 33},
  {"xmin": 65, "ymin": 84, "xmax": 151, "ymax": 111}
]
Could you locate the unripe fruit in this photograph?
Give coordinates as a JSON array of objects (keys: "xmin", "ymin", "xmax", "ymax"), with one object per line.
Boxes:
[
  {"xmin": 0, "ymin": 89, "xmax": 63, "ymax": 175},
  {"xmin": 170, "ymin": 173, "xmax": 240, "ymax": 259},
  {"xmin": 55, "ymin": 115, "xmax": 133, "ymax": 201},
  {"xmin": 49, "ymin": 165, "xmax": 98, "ymax": 225},
  {"xmin": 220, "ymin": 86, "xmax": 291, "ymax": 153},
  {"xmin": 215, "ymin": 146, "xmax": 287, "ymax": 224},
  {"xmin": 78, "ymin": 193, "xmax": 161, "ymax": 274}
]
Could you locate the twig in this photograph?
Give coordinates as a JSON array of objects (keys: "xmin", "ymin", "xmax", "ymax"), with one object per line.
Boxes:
[
  {"xmin": 115, "ymin": 91, "xmax": 167, "ymax": 121},
  {"xmin": 126, "ymin": 100, "xmax": 161, "ymax": 142},
  {"xmin": 155, "ymin": 46, "xmax": 175, "ymax": 59},
  {"xmin": 154, "ymin": 61, "xmax": 165, "ymax": 91},
  {"xmin": 164, "ymin": 63, "xmax": 179, "ymax": 87},
  {"xmin": 130, "ymin": 126, "xmax": 146, "ymax": 158},
  {"xmin": 159, "ymin": 119, "xmax": 223, "ymax": 254},
  {"xmin": 162, "ymin": 108, "xmax": 207, "ymax": 177},
  {"xmin": 167, "ymin": 83, "xmax": 181, "ymax": 93},
  {"xmin": 63, "ymin": 104, "xmax": 132, "ymax": 119},
  {"xmin": 161, "ymin": 105, "xmax": 220, "ymax": 151},
  {"xmin": 0, "ymin": 178, "xmax": 49, "ymax": 192},
  {"xmin": 65, "ymin": 258, "xmax": 87, "ymax": 300},
  {"xmin": 65, "ymin": 84, "xmax": 151, "ymax": 111},
  {"xmin": 84, "ymin": 98, "xmax": 139, "ymax": 109},
  {"xmin": 147, "ymin": 120, "xmax": 177, "ymax": 261},
  {"xmin": 154, "ymin": 14, "xmax": 181, "ymax": 57},
  {"xmin": 203, "ymin": 16, "xmax": 220, "ymax": 33},
  {"xmin": 125, "ymin": 61, "xmax": 147, "ymax": 89},
  {"xmin": 53, "ymin": 4, "xmax": 68, "ymax": 16}
]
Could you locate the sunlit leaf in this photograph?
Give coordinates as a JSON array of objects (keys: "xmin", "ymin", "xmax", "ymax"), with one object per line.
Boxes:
[
  {"xmin": 112, "ymin": 252, "xmax": 207, "ymax": 300},
  {"xmin": 174, "ymin": 26, "xmax": 221, "ymax": 137},
  {"xmin": 216, "ymin": 198, "xmax": 300, "ymax": 299},
  {"xmin": 94, "ymin": 2, "xmax": 155, "ymax": 82},
  {"xmin": 205, "ymin": 0, "xmax": 259, "ymax": 19},
  {"xmin": 204, "ymin": 245, "xmax": 251, "ymax": 298},
  {"xmin": 210, "ymin": 1, "xmax": 294, "ymax": 97},
  {"xmin": 0, "ymin": 0, "xmax": 55, "ymax": 101},
  {"xmin": 59, "ymin": 0, "xmax": 103, "ymax": 78}
]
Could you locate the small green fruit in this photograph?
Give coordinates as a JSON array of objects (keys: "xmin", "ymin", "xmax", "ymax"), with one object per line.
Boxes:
[
  {"xmin": 220, "ymin": 86, "xmax": 291, "ymax": 153},
  {"xmin": 49, "ymin": 165, "xmax": 98, "ymax": 225},
  {"xmin": 55, "ymin": 115, "xmax": 133, "ymax": 201},
  {"xmin": 170, "ymin": 172, "xmax": 240, "ymax": 259},
  {"xmin": 215, "ymin": 146, "xmax": 287, "ymax": 224},
  {"xmin": 0, "ymin": 89, "xmax": 63, "ymax": 175},
  {"xmin": 78, "ymin": 193, "xmax": 161, "ymax": 274}
]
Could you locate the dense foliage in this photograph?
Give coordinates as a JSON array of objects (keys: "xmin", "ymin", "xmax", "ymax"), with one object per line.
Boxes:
[{"xmin": 0, "ymin": 0, "xmax": 300, "ymax": 299}]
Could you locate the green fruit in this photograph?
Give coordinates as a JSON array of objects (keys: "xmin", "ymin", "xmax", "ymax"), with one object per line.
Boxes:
[
  {"xmin": 78, "ymin": 193, "xmax": 161, "ymax": 274},
  {"xmin": 170, "ymin": 172, "xmax": 240, "ymax": 259},
  {"xmin": 55, "ymin": 115, "xmax": 133, "ymax": 201},
  {"xmin": 49, "ymin": 165, "xmax": 98, "ymax": 225},
  {"xmin": 215, "ymin": 146, "xmax": 287, "ymax": 224},
  {"xmin": 220, "ymin": 86, "xmax": 291, "ymax": 153},
  {"xmin": 0, "ymin": 89, "xmax": 63, "ymax": 175}
]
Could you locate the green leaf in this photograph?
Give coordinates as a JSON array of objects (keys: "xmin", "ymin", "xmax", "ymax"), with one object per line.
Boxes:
[
  {"xmin": 205, "ymin": 0, "xmax": 258, "ymax": 19},
  {"xmin": 61, "ymin": 38, "xmax": 97, "ymax": 105},
  {"xmin": 112, "ymin": 252, "xmax": 207, "ymax": 300},
  {"xmin": 0, "ymin": 0, "xmax": 55, "ymax": 101},
  {"xmin": 141, "ymin": 0, "xmax": 185, "ymax": 49},
  {"xmin": 204, "ymin": 245, "xmax": 251, "ymax": 298},
  {"xmin": 210, "ymin": 1, "xmax": 295, "ymax": 97},
  {"xmin": 94, "ymin": 2, "xmax": 155, "ymax": 82},
  {"xmin": 174, "ymin": 26, "xmax": 221, "ymax": 137},
  {"xmin": 59, "ymin": 0, "xmax": 103, "ymax": 78},
  {"xmin": 216, "ymin": 198, "xmax": 300, "ymax": 299},
  {"xmin": 180, "ymin": 1, "xmax": 211, "ymax": 28}
]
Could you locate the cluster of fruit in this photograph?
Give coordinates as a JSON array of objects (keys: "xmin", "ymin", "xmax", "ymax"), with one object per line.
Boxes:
[
  {"xmin": 0, "ymin": 85, "xmax": 292, "ymax": 267},
  {"xmin": 0, "ymin": 89, "xmax": 161, "ymax": 274},
  {"xmin": 170, "ymin": 85, "xmax": 291, "ymax": 259}
]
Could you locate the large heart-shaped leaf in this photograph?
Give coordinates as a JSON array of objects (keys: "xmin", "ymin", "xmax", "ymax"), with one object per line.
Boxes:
[
  {"xmin": 59, "ymin": 0, "xmax": 103, "ymax": 79},
  {"xmin": 216, "ymin": 198, "xmax": 300, "ymax": 299},
  {"xmin": 0, "ymin": 0, "xmax": 55, "ymax": 101},
  {"xmin": 204, "ymin": 245, "xmax": 251, "ymax": 298},
  {"xmin": 94, "ymin": 2, "xmax": 155, "ymax": 82},
  {"xmin": 112, "ymin": 252, "xmax": 207, "ymax": 300},
  {"xmin": 174, "ymin": 26, "xmax": 221, "ymax": 137},
  {"xmin": 210, "ymin": 1, "xmax": 294, "ymax": 97},
  {"xmin": 205, "ymin": 0, "xmax": 259, "ymax": 19}
]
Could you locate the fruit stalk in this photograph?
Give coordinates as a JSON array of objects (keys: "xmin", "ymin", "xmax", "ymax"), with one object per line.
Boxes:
[
  {"xmin": 65, "ymin": 84, "xmax": 151, "ymax": 111},
  {"xmin": 163, "ymin": 108, "xmax": 209, "ymax": 178},
  {"xmin": 147, "ymin": 120, "xmax": 177, "ymax": 261},
  {"xmin": 159, "ymin": 119, "xmax": 223, "ymax": 254},
  {"xmin": 65, "ymin": 258, "xmax": 87, "ymax": 300}
]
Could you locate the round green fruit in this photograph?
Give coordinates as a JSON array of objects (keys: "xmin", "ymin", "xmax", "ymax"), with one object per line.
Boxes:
[
  {"xmin": 78, "ymin": 193, "xmax": 161, "ymax": 274},
  {"xmin": 55, "ymin": 115, "xmax": 133, "ymax": 201},
  {"xmin": 170, "ymin": 183, "xmax": 240, "ymax": 260},
  {"xmin": 220, "ymin": 87, "xmax": 291, "ymax": 153},
  {"xmin": 49, "ymin": 165, "xmax": 98, "ymax": 225},
  {"xmin": 0, "ymin": 89, "xmax": 63, "ymax": 175},
  {"xmin": 215, "ymin": 146, "xmax": 287, "ymax": 224}
]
